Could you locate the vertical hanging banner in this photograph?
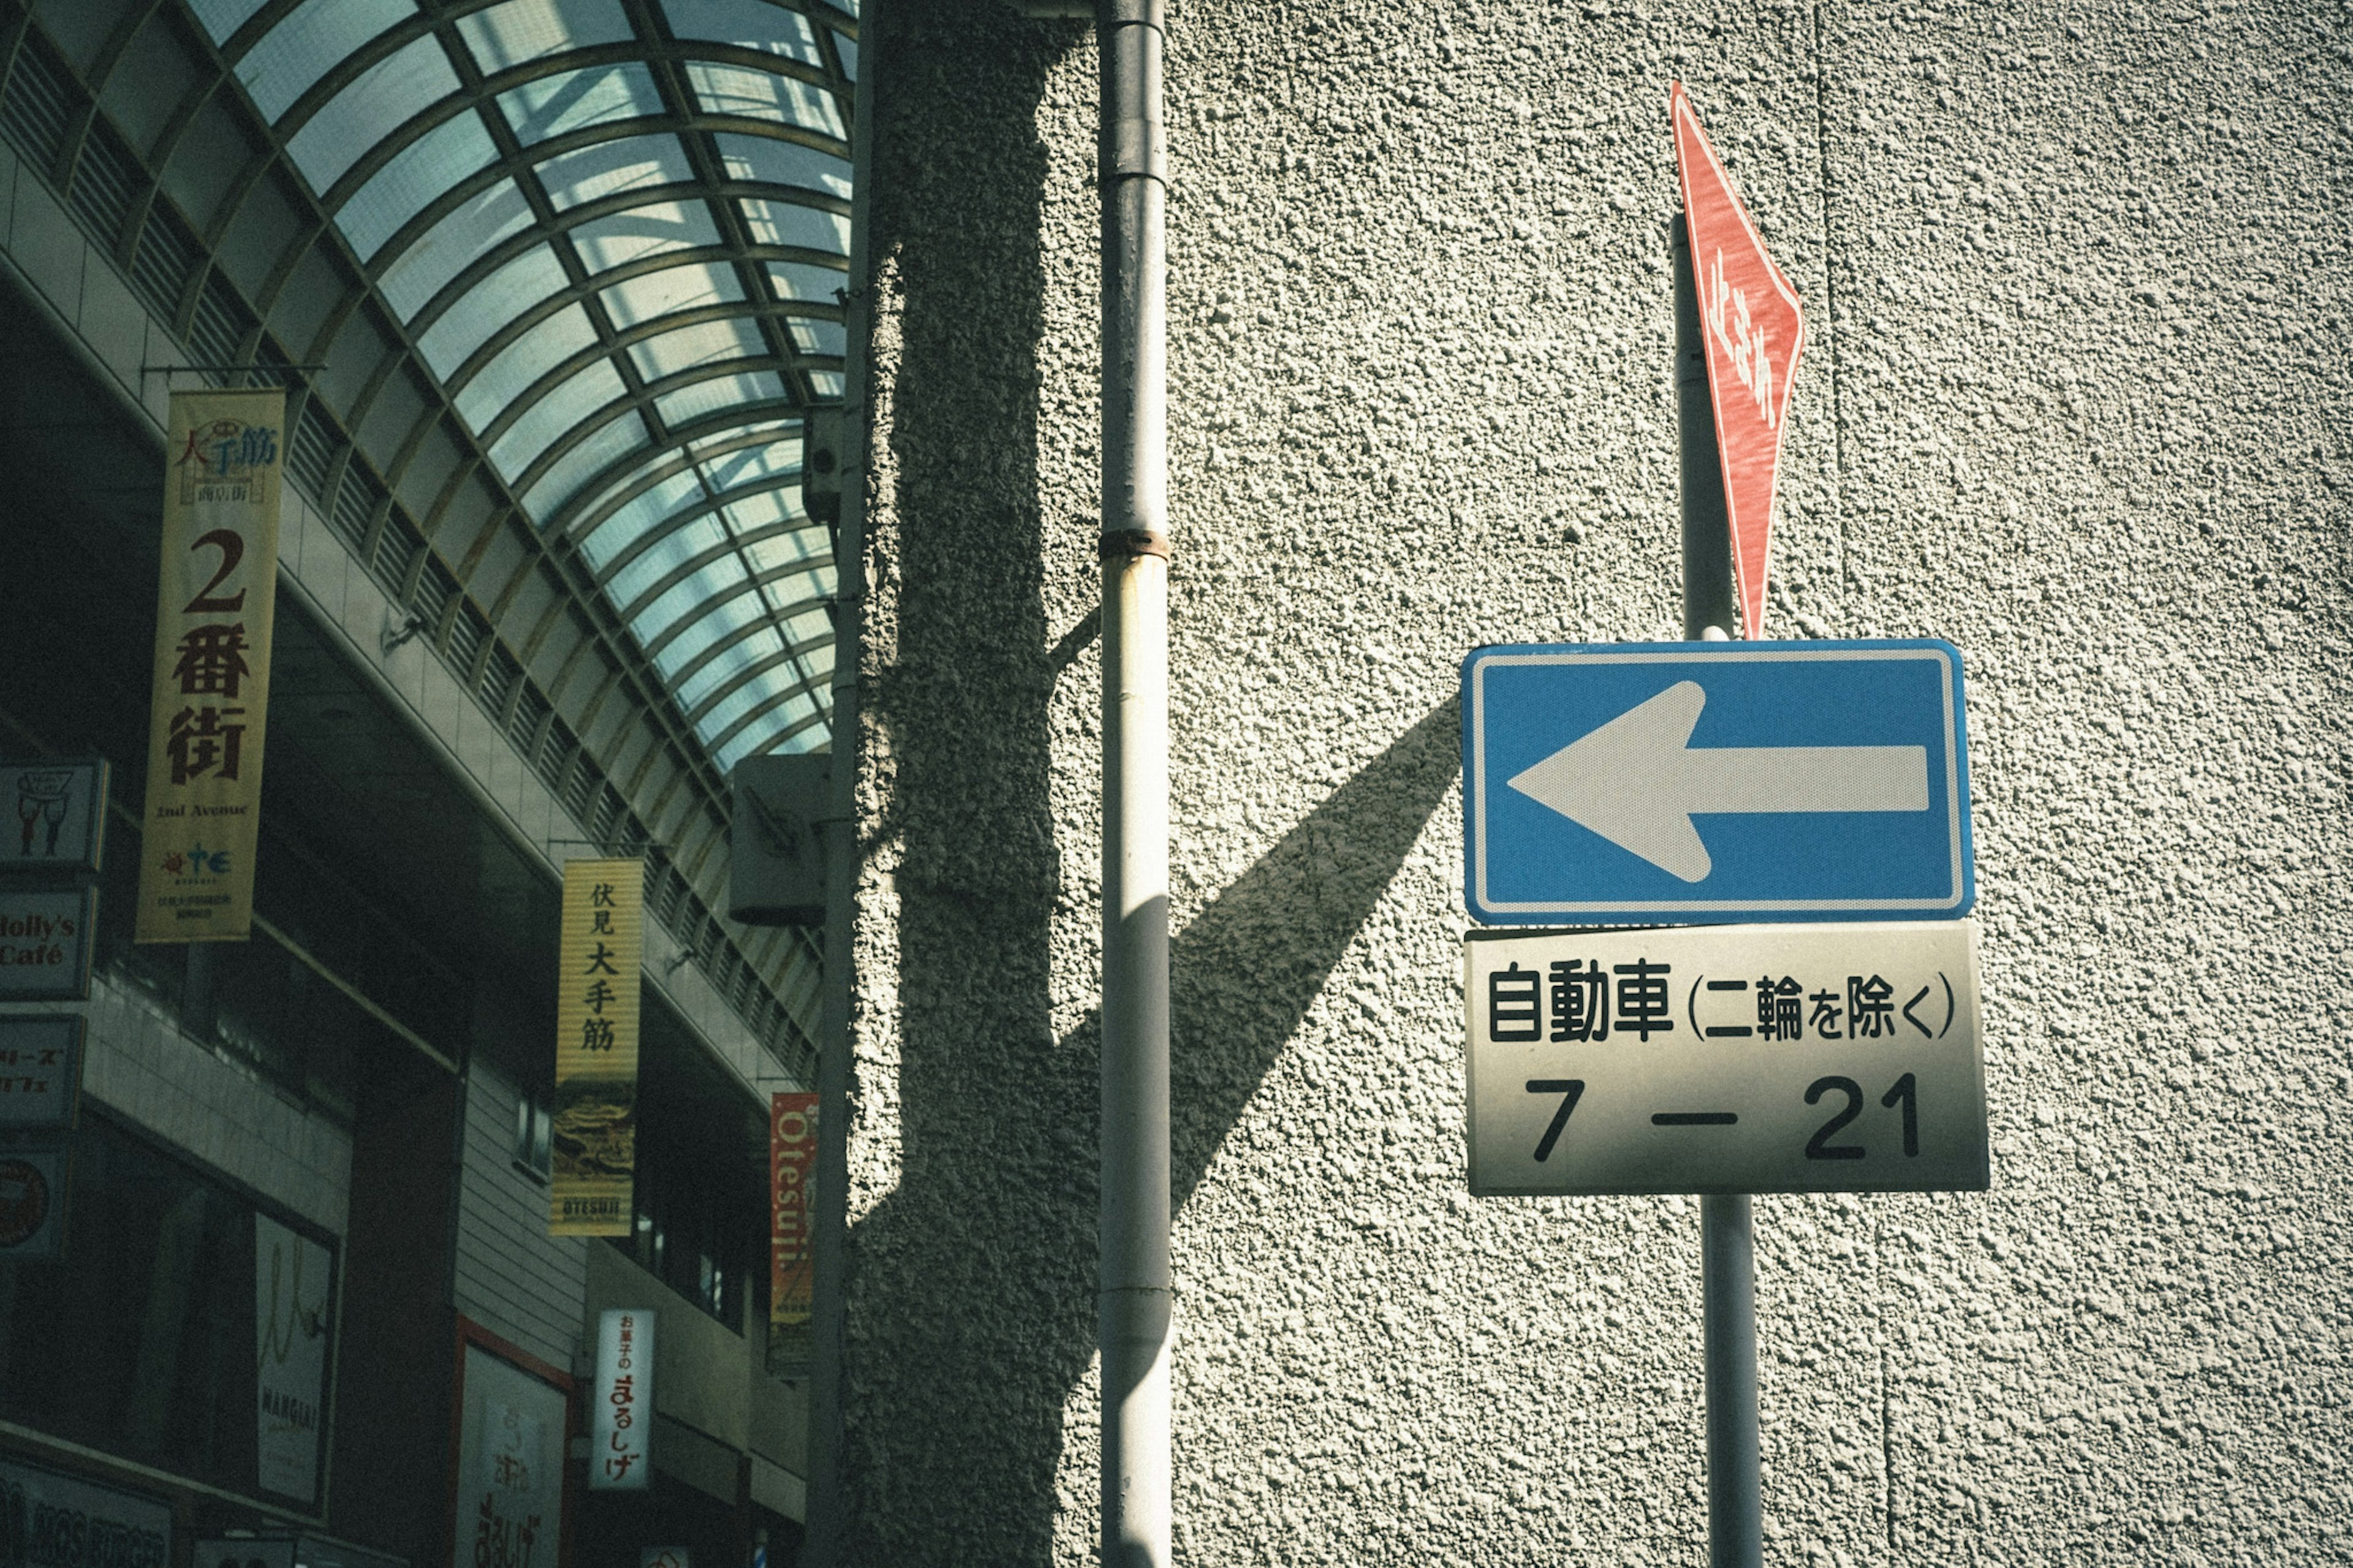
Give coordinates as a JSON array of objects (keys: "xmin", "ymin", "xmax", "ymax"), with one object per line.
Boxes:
[
  {"xmin": 550, "ymin": 858, "xmax": 642, "ymax": 1236},
  {"xmin": 1670, "ymin": 83, "xmax": 1805, "ymax": 642},
  {"xmin": 135, "ymin": 388, "xmax": 286, "ymax": 943},
  {"xmin": 768, "ymin": 1092, "xmax": 817, "ymax": 1372},
  {"xmin": 589, "ymin": 1308, "xmax": 656, "ymax": 1491}
]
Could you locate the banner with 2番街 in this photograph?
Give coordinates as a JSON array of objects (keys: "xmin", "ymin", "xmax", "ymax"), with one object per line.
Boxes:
[{"xmin": 135, "ymin": 388, "xmax": 286, "ymax": 944}]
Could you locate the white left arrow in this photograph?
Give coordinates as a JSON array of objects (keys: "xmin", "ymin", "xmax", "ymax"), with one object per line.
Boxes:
[{"xmin": 1506, "ymin": 680, "xmax": 1928, "ymax": 883}]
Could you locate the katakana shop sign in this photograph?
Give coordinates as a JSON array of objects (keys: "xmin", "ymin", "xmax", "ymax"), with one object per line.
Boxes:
[
  {"xmin": 550, "ymin": 858, "xmax": 642, "ymax": 1237},
  {"xmin": 770, "ymin": 1093, "xmax": 818, "ymax": 1373},
  {"xmin": 0, "ymin": 1016, "xmax": 82, "ymax": 1129},
  {"xmin": 135, "ymin": 388, "xmax": 286, "ymax": 944},
  {"xmin": 1464, "ymin": 922, "xmax": 1988, "ymax": 1195},
  {"xmin": 590, "ymin": 1308, "xmax": 656, "ymax": 1491}
]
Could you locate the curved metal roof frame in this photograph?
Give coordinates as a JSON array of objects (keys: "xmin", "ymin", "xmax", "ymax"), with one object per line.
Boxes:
[
  {"xmin": 669, "ymin": 612, "xmax": 830, "ymax": 704},
  {"xmin": 368, "ymin": 151, "xmax": 847, "ymax": 324},
  {"xmin": 612, "ymin": 513, "xmax": 821, "ymax": 624},
  {"xmin": 199, "ymin": 0, "xmax": 854, "ymax": 769},
  {"xmin": 645, "ymin": 572, "xmax": 825, "ymax": 662},
  {"xmin": 681, "ymin": 636, "xmax": 829, "ymax": 728},
  {"xmin": 589, "ymin": 471, "xmax": 813, "ymax": 586},
  {"xmin": 400, "ymin": 204, "xmax": 841, "ymax": 352},
  {"xmin": 555, "ymin": 420, "xmax": 795, "ymax": 542}
]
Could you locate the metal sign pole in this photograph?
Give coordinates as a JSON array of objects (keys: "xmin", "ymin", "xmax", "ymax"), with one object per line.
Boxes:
[{"xmin": 1673, "ymin": 209, "xmax": 1764, "ymax": 1568}]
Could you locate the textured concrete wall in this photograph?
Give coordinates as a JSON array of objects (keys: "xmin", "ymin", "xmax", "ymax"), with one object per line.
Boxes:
[{"xmin": 844, "ymin": 1, "xmax": 2350, "ymax": 1562}]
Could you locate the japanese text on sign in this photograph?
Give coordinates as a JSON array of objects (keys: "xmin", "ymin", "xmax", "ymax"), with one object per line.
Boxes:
[
  {"xmin": 551, "ymin": 860, "xmax": 642, "ymax": 1237},
  {"xmin": 1485, "ymin": 958, "xmax": 1955, "ymax": 1046},
  {"xmin": 591, "ymin": 1308, "xmax": 654, "ymax": 1491},
  {"xmin": 1465, "ymin": 923, "xmax": 1987, "ymax": 1197},
  {"xmin": 136, "ymin": 388, "xmax": 284, "ymax": 944}
]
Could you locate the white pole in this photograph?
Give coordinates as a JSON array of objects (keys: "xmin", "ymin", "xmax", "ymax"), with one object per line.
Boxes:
[{"xmin": 1097, "ymin": 2, "xmax": 1172, "ymax": 1565}]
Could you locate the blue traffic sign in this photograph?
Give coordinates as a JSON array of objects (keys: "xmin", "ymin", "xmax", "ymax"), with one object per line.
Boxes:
[{"xmin": 1462, "ymin": 641, "xmax": 1974, "ymax": 925}]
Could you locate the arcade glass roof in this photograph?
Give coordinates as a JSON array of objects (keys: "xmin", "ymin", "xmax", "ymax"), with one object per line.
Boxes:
[{"xmin": 189, "ymin": 0, "xmax": 855, "ymax": 768}]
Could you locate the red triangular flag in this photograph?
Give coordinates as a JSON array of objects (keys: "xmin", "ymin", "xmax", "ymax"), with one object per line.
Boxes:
[{"xmin": 1671, "ymin": 83, "xmax": 1806, "ymax": 641}]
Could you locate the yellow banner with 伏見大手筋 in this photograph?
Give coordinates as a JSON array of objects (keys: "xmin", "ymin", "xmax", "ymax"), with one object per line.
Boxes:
[
  {"xmin": 135, "ymin": 388, "xmax": 286, "ymax": 944},
  {"xmin": 551, "ymin": 858, "xmax": 642, "ymax": 1237}
]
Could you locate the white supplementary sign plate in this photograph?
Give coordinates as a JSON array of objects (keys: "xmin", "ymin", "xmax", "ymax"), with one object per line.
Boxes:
[{"xmin": 1465, "ymin": 922, "xmax": 1987, "ymax": 1196}]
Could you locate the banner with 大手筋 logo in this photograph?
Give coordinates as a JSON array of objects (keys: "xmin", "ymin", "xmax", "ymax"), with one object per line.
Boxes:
[
  {"xmin": 550, "ymin": 858, "xmax": 642, "ymax": 1237},
  {"xmin": 135, "ymin": 388, "xmax": 286, "ymax": 944}
]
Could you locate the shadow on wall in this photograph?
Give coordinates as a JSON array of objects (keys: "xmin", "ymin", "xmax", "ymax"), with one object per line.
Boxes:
[{"xmin": 843, "ymin": 12, "xmax": 1465, "ymax": 1563}]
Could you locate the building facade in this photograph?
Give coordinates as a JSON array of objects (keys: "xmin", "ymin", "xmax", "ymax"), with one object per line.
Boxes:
[
  {"xmin": 0, "ymin": 0, "xmax": 2344, "ymax": 1565},
  {"xmin": 830, "ymin": 2, "xmax": 2347, "ymax": 1564},
  {"xmin": 0, "ymin": 0, "xmax": 847, "ymax": 1562}
]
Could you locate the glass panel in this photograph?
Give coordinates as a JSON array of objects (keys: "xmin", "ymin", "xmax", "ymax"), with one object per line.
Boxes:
[
  {"xmin": 535, "ymin": 135, "xmax": 694, "ymax": 211},
  {"xmin": 683, "ymin": 62, "xmax": 845, "ymax": 138},
  {"xmin": 570, "ymin": 201, "xmax": 723, "ymax": 272},
  {"xmin": 488, "ymin": 360, "xmax": 626, "ymax": 481},
  {"xmin": 286, "ymin": 36, "xmax": 461, "ymax": 192},
  {"xmin": 190, "ymin": 0, "xmax": 271, "ymax": 44},
  {"xmin": 601, "ymin": 262, "xmax": 744, "ymax": 329},
  {"xmin": 457, "ymin": 305, "xmax": 599, "ymax": 428},
  {"xmin": 695, "ymin": 679, "xmax": 784, "ymax": 746},
  {"xmin": 577, "ymin": 466, "xmax": 700, "ymax": 566},
  {"xmin": 378, "ymin": 180, "xmax": 539, "ymax": 319},
  {"xmin": 808, "ymin": 371, "xmax": 846, "ymax": 398},
  {"xmin": 523, "ymin": 411, "xmax": 648, "ymax": 520},
  {"xmin": 713, "ymin": 134, "xmax": 850, "ymax": 198},
  {"xmin": 415, "ymin": 245, "xmax": 572, "ymax": 374},
  {"xmin": 648, "ymin": 602, "xmax": 752, "ymax": 675},
  {"xmin": 786, "ymin": 317, "xmax": 846, "ymax": 357},
  {"xmin": 700, "ymin": 437, "xmax": 800, "ymax": 493},
  {"xmin": 765, "ymin": 262, "xmax": 846, "ymax": 302},
  {"xmin": 667, "ymin": 0, "xmax": 821, "ymax": 64},
  {"xmin": 456, "ymin": 0, "xmax": 633, "ymax": 72},
  {"xmin": 782, "ymin": 596, "xmax": 835, "ymax": 639},
  {"xmin": 337, "ymin": 112, "xmax": 498, "ymax": 260},
  {"xmin": 655, "ymin": 369, "xmax": 785, "ymax": 428},
  {"xmin": 237, "ymin": 0, "xmax": 414, "ymax": 123},
  {"xmin": 629, "ymin": 319, "xmax": 768, "ymax": 382},
  {"xmin": 740, "ymin": 526, "xmax": 828, "ymax": 575},
  {"xmin": 583, "ymin": 475, "xmax": 701, "ymax": 574},
  {"xmin": 715, "ymin": 691, "xmax": 822, "ymax": 769},
  {"xmin": 675, "ymin": 627, "xmax": 782, "ymax": 713},
  {"xmin": 609, "ymin": 515, "xmax": 729, "ymax": 608},
  {"xmin": 717, "ymin": 485, "xmax": 794, "ymax": 531},
  {"xmin": 634, "ymin": 559, "xmax": 749, "ymax": 642},
  {"xmin": 835, "ymin": 33, "xmax": 857, "ymax": 81},
  {"xmin": 739, "ymin": 199, "xmax": 849, "ymax": 255},
  {"xmin": 499, "ymin": 63, "xmax": 663, "ymax": 145}
]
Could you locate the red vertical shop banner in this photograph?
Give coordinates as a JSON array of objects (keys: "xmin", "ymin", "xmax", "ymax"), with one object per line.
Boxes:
[
  {"xmin": 1671, "ymin": 82, "xmax": 1806, "ymax": 641},
  {"xmin": 769, "ymin": 1092, "xmax": 818, "ymax": 1374}
]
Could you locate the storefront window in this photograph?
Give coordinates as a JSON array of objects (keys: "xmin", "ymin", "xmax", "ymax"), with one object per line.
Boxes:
[{"xmin": 0, "ymin": 1107, "xmax": 337, "ymax": 1508}]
